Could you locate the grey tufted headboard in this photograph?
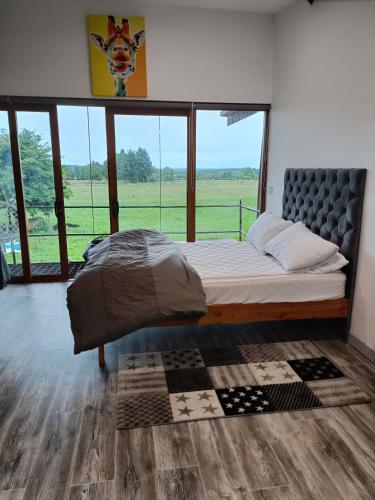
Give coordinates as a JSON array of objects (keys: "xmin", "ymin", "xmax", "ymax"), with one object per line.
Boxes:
[{"xmin": 282, "ymin": 168, "xmax": 367, "ymax": 301}]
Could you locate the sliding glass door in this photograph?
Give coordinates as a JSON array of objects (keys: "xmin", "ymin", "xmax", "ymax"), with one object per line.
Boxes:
[
  {"xmin": 1, "ymin": 99, "xmax": 269, "ymax": 282},
  {"xmin": 108, "ymin": 110, "xmax": 189, "ymax": 240},
  {"xmin": 15, "ymin": 111, "xmax": 66, "ymax": 277},
  {"xmin": 3, "ymin": 107, "xmax": 68, "ymax": 280}
]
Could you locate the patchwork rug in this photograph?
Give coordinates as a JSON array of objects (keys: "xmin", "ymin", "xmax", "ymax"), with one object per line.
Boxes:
[{"xmin": 117, "ymin": 341, "xmax": 370, "ymax": 429}]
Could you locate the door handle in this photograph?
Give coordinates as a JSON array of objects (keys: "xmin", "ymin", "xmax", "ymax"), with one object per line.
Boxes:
[
  {"xmin": 111, "ymin": 199, "xmax": 119, "ymax": 218},
  {"xmin": 54, "ymin": 200, "xmax": 63, "ymax": 219}
]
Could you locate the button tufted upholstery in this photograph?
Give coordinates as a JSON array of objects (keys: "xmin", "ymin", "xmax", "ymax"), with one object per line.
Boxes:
[{"xmin": 282, "ymin": 168, "xmax": 366, "ymax": 298}]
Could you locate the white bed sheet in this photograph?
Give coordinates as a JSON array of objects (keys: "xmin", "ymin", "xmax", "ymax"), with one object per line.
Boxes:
[{"xmin": 180, "ymin": 239, "xmax": 346, "ymax": 305}]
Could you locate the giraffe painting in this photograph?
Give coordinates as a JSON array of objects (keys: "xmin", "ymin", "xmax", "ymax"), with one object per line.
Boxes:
[{"xmin": 89, "ymin": 16, "xmax": 146, "ymax": 97}]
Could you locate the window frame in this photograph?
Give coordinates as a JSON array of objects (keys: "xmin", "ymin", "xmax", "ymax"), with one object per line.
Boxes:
[{"xmin": 0, "ymin": 96, "xmax": 270, "ymax": 281}]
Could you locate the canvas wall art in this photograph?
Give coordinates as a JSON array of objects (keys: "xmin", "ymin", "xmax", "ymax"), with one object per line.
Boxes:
[{"xmin": 88, "ymin": 15, "xmax": 147, "ymax": 97}]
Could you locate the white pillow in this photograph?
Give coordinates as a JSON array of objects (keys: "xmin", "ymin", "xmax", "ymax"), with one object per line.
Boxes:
[
  {"xmin": 247, "ymin": 211, "xmax": 293, "ymax": 253},
  {"xmin": 264, "ymin": 222, "xmax": 339, "ymax": 271},
  {"xmin": 294, "ymin": 251, "xmax": 348, "ymax": 274}
]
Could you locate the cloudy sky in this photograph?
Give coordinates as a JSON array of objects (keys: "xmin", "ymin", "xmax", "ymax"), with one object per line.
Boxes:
[{"xmin": 1, "ymin": 108, "xmax": 264, "ymax": 170}]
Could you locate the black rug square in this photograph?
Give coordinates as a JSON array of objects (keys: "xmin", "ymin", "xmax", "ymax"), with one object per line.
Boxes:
[
  {"xmin": 162, "ymin": 348, "xmax": 205, "ymax": 370},
  {"xmin": 238, "ymin": 344, "xmax": 284, "ymax": 363},
  {"xmin": 262, "ymin": 382, "xmax": 323, "ymax": 411},
  {"xmin": 200, "ymin": 347, "xmax": 246, "ymax": 367},
  {"xmin": 288, "ymin": 357, "xmax": 345, "ymax": 381},
  {"xmin": 165, "ymin": 367, "xmax": 214, "ymax": 393},
  {"xmin": 216, "ymin": 386, "xmax": 275, "ymax": 415}
]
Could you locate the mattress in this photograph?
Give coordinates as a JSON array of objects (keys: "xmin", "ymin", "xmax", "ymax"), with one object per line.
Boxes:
[{"xmin": 180, "ymin": 239, "xmax": 346, "ymax": 305}]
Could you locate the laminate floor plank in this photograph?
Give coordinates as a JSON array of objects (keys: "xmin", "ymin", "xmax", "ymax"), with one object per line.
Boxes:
[
  {"xmin": 0, "ymin": 490, "xmax": 25, "ymax": 500},
  {"xmin": 71, "ymin": 405, "xmax": 116, "ymax": 485},
  {"xmin": 0, "ymin": 375, "xmax": 56, "ymax": 490},
  {"xmin": 189, "ymin": 419, "xmax": 251, "ymax": 499},
  {"xmin": 329, "ymin": 405, "xmax": 375, "ymax": 466},
  {"xmin": 250, "ymin": 485, "xmax": 296, "ymax": 500},
  {"xmin": 48, "ymin": 372, "xmax": 89, "ymax": 415},
  {"xmin": 313, "ymin": 339, "xmax": 368, "ymax": 366},
  {"xmin": 268, "ymin": 417, "xmax": 366, "ymax": 500},
  {"xmin": 23, "ymin": 410, "xmax": 82, "ymax": 500},
  {"xmin": 85, "ymin": 372, "xmax": 118, "ymax": 412},
  {"xmin": 68, "ymin": 481, "xmax": 114, "ymax": 500},
  {"xmin": 217, "ymin": 417, "xmax": 289, "ymax": 491},
  {"xmin": 318, "ymin": 416, "xmax": 375, "ymax": 497},
  {"xmin": 71, "ymin": 371, "xmax": 117, "ymax": 485},
  {"xmin": 153, "ymin": 423, "xmax": 198, "ymax": 471},
  {"xmin": 342, "ymin": 363, "xmax": 375, "ymax": 394},
  {"xmin": 0, "ymin": 396, "xmax": 26, "ymax": 449},
  {"xmin": 156, "ymin": 466, "xmax": 207, "ymax": 500},
  {"xmin": 115, "ymin": 428, "xmax": 157, "ymax": 500}
]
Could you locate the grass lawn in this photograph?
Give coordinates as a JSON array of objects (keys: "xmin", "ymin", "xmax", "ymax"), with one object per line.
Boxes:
[{"xmin": 5, "ymin": 178, "xmax": 259, "ymax": 264}]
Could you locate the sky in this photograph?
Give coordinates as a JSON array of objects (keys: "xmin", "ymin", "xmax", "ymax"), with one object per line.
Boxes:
[{"xmin": 0, "ymin": 108, "xmax": 264, "ymax": 169}]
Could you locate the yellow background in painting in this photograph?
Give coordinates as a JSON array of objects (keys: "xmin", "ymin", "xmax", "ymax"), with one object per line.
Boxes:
[{"xmin": 88, "ymin": 15, "xmax": 147, "ymax": 97}]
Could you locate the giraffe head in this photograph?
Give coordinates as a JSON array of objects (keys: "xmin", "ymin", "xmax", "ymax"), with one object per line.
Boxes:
[{"xmin": 90, "ymin": 16, "xmax": 145, "ymax": 95}]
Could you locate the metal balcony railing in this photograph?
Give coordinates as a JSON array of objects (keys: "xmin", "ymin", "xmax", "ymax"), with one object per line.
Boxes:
[{"xmin": 6, "ymin": 198, "xmax": 259, "ymax": 242}]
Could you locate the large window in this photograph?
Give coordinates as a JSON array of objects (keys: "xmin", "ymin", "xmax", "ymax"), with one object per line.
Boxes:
[
  {"xmin": 196, "ymin": 109, "xmax": 265, "ymax": 240},
  {"xmin": 0, "ymin": 98, "xmax": 269, "ymax": 281}
]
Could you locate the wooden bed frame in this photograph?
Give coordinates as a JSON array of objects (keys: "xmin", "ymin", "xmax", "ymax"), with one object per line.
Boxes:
[
  {"xmin": 97, "ymin": 168, "xmax": 366, "ymax": 367},
  {"xmin": 98, "ymin": 299, "xmax": 349, "ymax": 366}
]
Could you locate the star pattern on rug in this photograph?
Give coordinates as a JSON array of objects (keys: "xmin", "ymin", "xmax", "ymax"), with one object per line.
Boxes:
[
  {"xmin": 216, "ymin": 386, "xmax": 275, "ymax": 416},
  {"xmin": 119, "ymin": 352, "xmax": 164, "ymax": 374},
  {"xmin": 287, "ymin": 357, "xmax": 345, "ymax": 381},
  {"xmin": 178, "ymin": 406, "xmax": 194, "ymax": 417},
  {"xmin": 198, "ymin": 391, "xmax": 213, "ymax": 401},
  {"xmin": 162, "ymin": 349, "xmax": 205, "ymax": 371},
  {"xmin": 116, "ymin": 344, "xmax": 370, "ymax": 430},
  {"xmin": 175, "ymin": 394, "xmax": 190, "ymax": 403},
  {"xmin": 170, "ymin": 390, "xmax": 224, "ymax": 421},
  {"xmin": 248, "ymin": 361, "xmax": 302, "ymax": 385}
]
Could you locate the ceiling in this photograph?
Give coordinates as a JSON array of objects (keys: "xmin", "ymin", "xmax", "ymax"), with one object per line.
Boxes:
[{"xmin": 128, "ymin": 0, "xmax": 297, "ymax": 15}]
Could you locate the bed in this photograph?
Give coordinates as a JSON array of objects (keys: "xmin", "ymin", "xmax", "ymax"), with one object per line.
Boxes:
[
  {"xmin": 180, "ymin": 238, "xmax": 346, "ymax": 305},
  {"xmin": 92, "ymin": 168, "xmax": 366, "ymax": 366}
]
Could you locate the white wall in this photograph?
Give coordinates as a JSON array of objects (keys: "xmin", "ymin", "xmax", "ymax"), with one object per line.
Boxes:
[
  {"xmin": 0, "ymin": 0, "xmax": 273, "ymax": 103},
  {"xmin": 267, "ymin": 0, "xmax": 375, "ymax": 351}
]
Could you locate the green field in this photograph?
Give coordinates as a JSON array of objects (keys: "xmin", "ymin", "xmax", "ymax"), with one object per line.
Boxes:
[{"xmin": 6, "ymin": 178, "xmax": 258, "ymax": 264}]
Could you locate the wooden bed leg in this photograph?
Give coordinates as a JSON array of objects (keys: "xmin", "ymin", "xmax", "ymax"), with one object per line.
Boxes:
[{"xmin": 98, "ymin": 345, "xmax": 105, "ymax": 367}]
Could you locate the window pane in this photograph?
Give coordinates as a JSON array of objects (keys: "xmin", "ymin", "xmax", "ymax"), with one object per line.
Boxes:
[
  {"xmin": 16, "ymin": 111, "xmax": 61, "ymax": 274},
  {"xmin": 58, "ymin": 106, "xmax": 108, "ymax": 262},
  {"xmin": 115, "ymin": 114, "xmax": 187, "ymax": 239},
  {"xmin": 0, "ymin": 111, "xmax": 23, "ymax": 276},
  {"xmin": 196, "ymin": 110, "xmax": 264, "ymax": 240}
]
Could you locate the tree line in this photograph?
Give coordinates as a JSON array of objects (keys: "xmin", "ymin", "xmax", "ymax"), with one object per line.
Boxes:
[
  {"xmin": 0, "ymin": 127, "xmax": 260, "ymax": 216},
  {"xmin": 64, "ymin": 150, "xmax": 260, "ymax": 183}
]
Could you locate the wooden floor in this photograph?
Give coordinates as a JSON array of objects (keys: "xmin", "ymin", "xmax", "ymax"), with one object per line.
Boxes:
[{"xmin": 0, "ymin": 283, "xmax": 374, "ymax": 500}]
